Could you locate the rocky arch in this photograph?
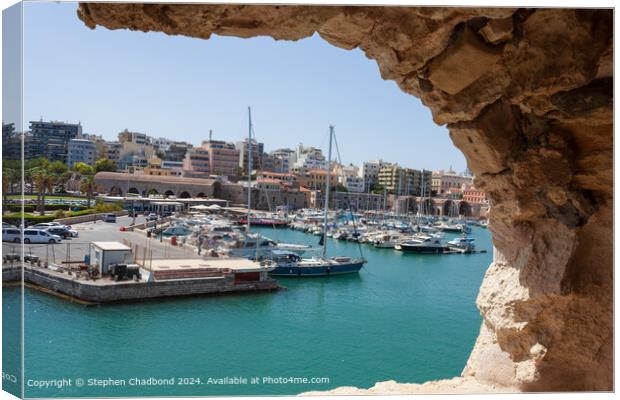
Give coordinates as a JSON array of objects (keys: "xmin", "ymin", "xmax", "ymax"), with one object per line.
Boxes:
[
  {"xmin": 196, "ymin": 192, "xmax": 206, "ymax": 198},
  {"xmin": 164, "ymin": 190, "xmax": 175, "ymax": 198},
  {"xmin": 179, "ymin": 191, "xmax": 191, "ymax": 199},
  {"xmin": 147, "ymin": 188, "xmax": 159, "ymax": 196},
  {"xmin": 77, "ymin": 4, "xmax": 613, "ymax": 393},
  {"xmin": 127, "ymin": 187, "xmax": 140, "ymax": 195}
]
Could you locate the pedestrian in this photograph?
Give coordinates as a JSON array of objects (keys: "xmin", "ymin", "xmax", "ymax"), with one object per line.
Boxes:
[{"xmin": 197, "ymin": 235, "xmax": 204, "ymax": 256}]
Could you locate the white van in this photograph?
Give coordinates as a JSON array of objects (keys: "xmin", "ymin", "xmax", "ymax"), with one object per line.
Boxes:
[
  {"xmin": 2, "ymin": 228, "xmax": 21, "ymax": 243},
  {"xmin": 22, "ymin": 229, "xmax": 62, "ymax": 244}
]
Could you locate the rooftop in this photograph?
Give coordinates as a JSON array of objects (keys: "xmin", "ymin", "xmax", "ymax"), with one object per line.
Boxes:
[
  {"xmin": 92, "ymin": 241, "xmax": 131, "ymax": 251},
  {"xmin": 148, "ymin": 257, "xmax": 271, "ymax": 273},
  {"xmin": 95, "ymin": 171, "xmax": 215, "ymax": 186}
]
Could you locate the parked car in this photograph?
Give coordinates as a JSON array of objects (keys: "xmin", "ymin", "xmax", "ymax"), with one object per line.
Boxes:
[
  {"xmin": 23, "ymin": 229, "xmax": 62, "ymax": 244},
  {"xmin": 103, "ymin": 214, "xmax": 117, "ymax": 223},
  {"xmin": 2, "ymin": 228, "xmax": 22, "ymax": 243},
  {"xmin": 45, "ymin": 226, "xmax": 79, "ymax": 239},
  {"xmin": 146, "ymin": 213, "xmax": 158, "ymax": 221},
  {"xmin": 31, "ymin": 222, "xmax": 71, "ymax": 229}
]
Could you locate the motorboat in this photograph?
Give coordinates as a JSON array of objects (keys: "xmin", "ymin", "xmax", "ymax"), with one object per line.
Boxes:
[
  {"xmin": 395, "ymin": 233, "xmax": 449, "ymax": 254},
  {"xmin": 447, "ymin": 235, "xmax": 476, "ymax": 253}
]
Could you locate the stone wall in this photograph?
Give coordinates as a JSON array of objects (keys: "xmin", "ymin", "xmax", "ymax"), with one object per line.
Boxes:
[
  {"xmin": 77, "ymin": 5, "xmax": 613, "ymax": 392},
  {"xmin": 54, "ymin": 210, "xmax": 128, "ymax": 225},
  {"xmin": 217, "ymin": 182, "xmax": 310, "ymax": 210},
  {"xmin": 4, "ymin": 265, "xmax": 278, "ymax": 303}
]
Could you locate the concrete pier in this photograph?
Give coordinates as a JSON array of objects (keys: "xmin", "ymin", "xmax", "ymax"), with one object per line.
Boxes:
[{"xmin": 3, "ymin": 264, "xmax": 279, "ymax": 304}]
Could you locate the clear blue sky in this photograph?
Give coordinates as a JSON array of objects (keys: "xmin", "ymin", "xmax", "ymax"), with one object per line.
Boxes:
[{"xmin": 18, "ymin": 1, "xmax": 466, "ymax": 171}]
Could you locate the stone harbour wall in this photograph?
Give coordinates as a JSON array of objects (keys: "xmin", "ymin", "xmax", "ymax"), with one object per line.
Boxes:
[{"xmin": 3, "ymin": 266, "xmax": 279, "ymax": 303}]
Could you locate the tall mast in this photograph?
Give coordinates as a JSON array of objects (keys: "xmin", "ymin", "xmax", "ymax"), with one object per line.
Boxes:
[
  {"xmin": 322, "ymin": 126, "xmax": 334, "ymax": 258},
  {"xmin": 246, "ymin": 107, "xmax": 253, "ymax": 234}
]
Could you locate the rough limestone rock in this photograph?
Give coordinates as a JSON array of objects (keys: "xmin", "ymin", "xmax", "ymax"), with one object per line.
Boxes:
[{"xmin": 77, "ymin": 4, "xmax": 613, "ymax": 393}]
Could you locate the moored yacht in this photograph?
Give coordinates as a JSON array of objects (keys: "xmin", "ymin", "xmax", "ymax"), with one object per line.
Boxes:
[
  {"xmin": 447, "ymin": 235, "xmax": 476, "ymax": 253},
  {"xmin": 372, "ymin": 231, "xmax": 402, "ymax": 249},
  {"xmin": 269, "ymin": 251, "xmax": 365, "ymax": 276},
  {"xmin": 219, "ymin": 233, "xmax": 310, "ymax": 259},
  {"xmin": 395, "ymin": 233, "xmax": 449, "ymax": 254}
]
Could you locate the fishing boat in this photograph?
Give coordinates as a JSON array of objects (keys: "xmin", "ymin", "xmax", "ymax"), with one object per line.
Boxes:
[{"xmin": 269, "ymin": 126, "xmax": 366, "ymax": 276}]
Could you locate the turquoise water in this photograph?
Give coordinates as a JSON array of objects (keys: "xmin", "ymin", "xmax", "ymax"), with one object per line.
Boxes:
[{"xmin": 7, "ymin": 226, "xmax": 492, "ymax": 397}]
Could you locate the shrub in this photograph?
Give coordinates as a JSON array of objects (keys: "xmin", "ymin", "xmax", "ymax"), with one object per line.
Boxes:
[
  {"xmin": 53, "ymin": 210, "xmax": 66, "ymax": 219},
  {"xmin": 3, "ymin": 204, "xmax": 88, "ymax": 212},
  {"xmin": 2, "ymin": 213, "xmax": 56, "ymax": 227},
  {"xmin": 93, "ymin": 202, "xmax": 123, "ymax": 213}
]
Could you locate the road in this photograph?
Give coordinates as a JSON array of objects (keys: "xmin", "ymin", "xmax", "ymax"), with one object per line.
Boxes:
[{"xmin": 4, "ymin": 215, "xmax": 198, "ymax": 266}]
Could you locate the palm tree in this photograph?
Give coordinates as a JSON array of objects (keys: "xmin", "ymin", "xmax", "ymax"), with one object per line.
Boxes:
[
  {"xmin": 31, "ymin": 167, "xmax": 56, "ymax": 216},
  {"xmin": 79, "ymin": 175, "xmax": 96, "ymax": 208},
  {"xmin": 2, "ymin": 170, "xmax": 11, "ymax": 213}
]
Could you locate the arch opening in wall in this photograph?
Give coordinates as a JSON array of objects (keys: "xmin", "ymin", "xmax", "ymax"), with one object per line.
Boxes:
[
  {"xmin": 442, "ymin": 200, "xmax": 453, "ymax": 216},
  {"xmin": 459, "ymin": 201, "xmax": 471, "ymax": 217},
  {"xmin": 69, "ymin": 4, "xmax": 613, "ymax": 395}
]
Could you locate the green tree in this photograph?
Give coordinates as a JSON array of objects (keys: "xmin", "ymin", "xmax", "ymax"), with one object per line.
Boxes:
[
  {"xmin": 2, "ymin": 165, "xmax": 19, "ymax": 199},
  {"xmin": 24, "ymin": 157, "xmax": 48, "ymax": 194},
  {"xmin": 79, "ymin": 175, "xmax": 96, "ymax": 207},
  {"xmin": 47, "ymin": 161, "xmax": 70, "ymax": 193},
  {"xmin": 371, "ymin": 183, "xmax": 385, "ymax": 194},
  {"xmin": 48, "ymin": 160, "xmax": 68, "ymax": 175},
  {"xmin": 94, "ymin": 158, "xmax": 117, "ymax": 173},
  {"xmin": 73, "ymin": 162, "xmax": 95, "ymax": 176}
]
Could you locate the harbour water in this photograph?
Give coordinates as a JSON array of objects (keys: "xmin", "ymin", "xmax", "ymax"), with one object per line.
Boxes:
[{"xmin": 8, "ymin": 226, "xmax": 492, "ymax": 397}]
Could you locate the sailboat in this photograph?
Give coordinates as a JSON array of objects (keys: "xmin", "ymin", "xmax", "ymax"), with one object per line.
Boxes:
[
  {"xmin": 269, "ymin": 126, "xmax": 366, "ymax": 277},
  {"xmin": 237, "ymin": 107, "xmax": 305, "ymax": 261}
]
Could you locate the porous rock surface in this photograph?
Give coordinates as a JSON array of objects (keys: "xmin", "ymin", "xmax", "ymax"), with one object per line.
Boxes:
[{"xmin": 77, "ymin": 4, "xmax": 613, "ymax": 393}]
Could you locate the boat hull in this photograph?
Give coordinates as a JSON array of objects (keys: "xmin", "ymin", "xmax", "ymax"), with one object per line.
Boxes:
[
  {"xmin": 269, "ymin": 261, "xmax": 364, "ymax": 276},
  {"xmin": 395, "ymin": 244, "xmax": 450, "ymax": 254}
]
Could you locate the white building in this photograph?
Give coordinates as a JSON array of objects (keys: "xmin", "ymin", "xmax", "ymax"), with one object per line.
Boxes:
[
  {"xmin": 67, "ymin": 138, "xmax": 97, "ymax": 167},
  {"xmin": 293, "ymin": 144, "xmax": 327, "ymax": 170},
  {"xmin": 342, "ymin": 175, "xmax": 364, "ymax": 193},
  {"xmin": 269, "ymin": 148, "xmax": 296, "ymax": 173},
  {"xmin": 161, "ymin": 160, "xmax": 184, "ymax": 177},
  {"xmin": 360, "ymin": 160, "xmax": 392, "ymax": 192}
]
